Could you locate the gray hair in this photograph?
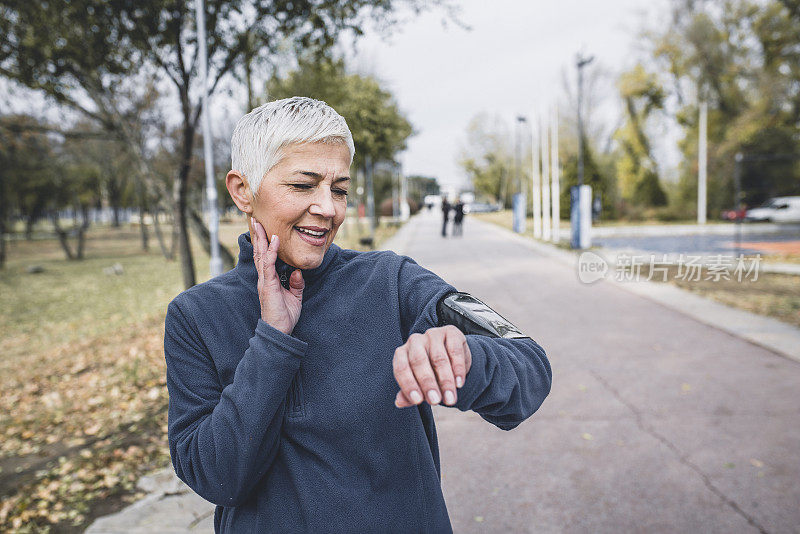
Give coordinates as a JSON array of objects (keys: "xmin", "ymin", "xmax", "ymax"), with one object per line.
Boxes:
[{"xmin": 230, "ymin": 96, "xmax": 355, "ymax": 197}]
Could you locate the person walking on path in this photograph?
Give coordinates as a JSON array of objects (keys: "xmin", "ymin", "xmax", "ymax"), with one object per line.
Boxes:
[
  {"xmin": 452, "ymin": 200, "xmax": 464, "ymax": 237},
  {"xmin": 441, "ymin": 198, "xmax": 451, "ymax": 237}
]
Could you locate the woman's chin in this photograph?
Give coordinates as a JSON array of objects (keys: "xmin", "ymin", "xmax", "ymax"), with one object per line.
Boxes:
[{"xmin": 283, "ymin": 250, "xmax": 325, "ymax": 270}]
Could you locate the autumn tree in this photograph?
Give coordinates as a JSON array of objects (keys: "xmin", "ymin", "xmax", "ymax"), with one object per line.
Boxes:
[
  {"xmin": 0, "ymin": 0, "xmax": 446, "ymax": 288},
  {"xmin": 267, "ymin": 57, "xmax": 414, "ymax": 218},
  {"xmin": 650, "ymin": 0, "xmax": 800, "ymax": 214},
  {"xmin": 614, "ymin": 64, "xmax": 667, "ymax": 207},
  {"xmin": 458, "ymin": 113, "xmax": 515, "ymax": 207}
]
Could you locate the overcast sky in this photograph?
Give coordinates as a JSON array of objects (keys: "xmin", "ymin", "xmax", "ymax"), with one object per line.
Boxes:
[{"xmin": 344, "ymin": 0, "xmax": 672, "ymax": 190}]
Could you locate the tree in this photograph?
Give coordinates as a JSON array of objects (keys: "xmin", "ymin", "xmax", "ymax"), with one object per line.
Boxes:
[
  {"xmin": 458, "ymin": 113, "xmax": 515, "ymax": 207},
  {"xmin": 614, "ymin": 64, "xmax": 667, "ymax": 207},
  {"xmin": 0, "ymin": 0, "xmax": 445, "ymax": 288},
  {"xmin": 649, "ymin": 0, "xmax": 800, "ymax": 215},
  {"xmin": 406, "ymin": 175, "xmax": 440, "ymax": 207},
  {"xmin": 0, "ymin": 113, "xmax": 107, "ymax": 261},
  {"xmin": 267, "ymin": 57, "xmax": 414, "ymax": 220},
  {"xmin": 0, "ymin": 115, "xmax": 58, "ymax": 241}
]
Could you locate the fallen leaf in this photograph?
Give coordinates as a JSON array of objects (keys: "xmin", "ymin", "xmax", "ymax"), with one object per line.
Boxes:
[
  {"xmin": 749, "ymin": 459, "xmax": 764, "ymax": 468},
  {"xmin": 582, "ymin": 433, "xmax": 594, "ymax": 441},
  {"xmin": 681, "ymin": 383, "xmax": 691, "ymax": 393},
  {"xmin": 474, "ymin": 516, "xmax": 484, "ymax": 523}
]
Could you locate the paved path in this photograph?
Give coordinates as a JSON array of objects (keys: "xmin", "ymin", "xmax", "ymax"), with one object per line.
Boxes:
[{"xmin": 89, "ymin": 211, "xmax": 800, "ymax": 533}]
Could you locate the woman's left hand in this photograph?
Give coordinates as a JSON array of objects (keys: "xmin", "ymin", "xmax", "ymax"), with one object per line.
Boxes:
[{"xmin": 392, "ymin": 325, "xmax": 472, "ymax": 408}]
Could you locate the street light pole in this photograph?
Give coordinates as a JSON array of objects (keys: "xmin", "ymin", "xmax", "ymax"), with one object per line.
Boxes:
[
  {"xmin": 195, "ymin": 0, "xmax": 222, "ymax": 277},
  {"xmin": 576, "ymin": 53, "xmax": 594, "ymax": 187},
  {"xmin": 698, "ymin": 100, "xmax": 708, "ymax": 224},
  {"xmin": 541, "ymin": 117, "xmax": 551, "ymax": 241},
  {"xmin": 516, "ymin": 116, "xmax": 527, "ymax": 196},
  {"xmin": 513, "ymin": 115, "xmax": 528, "ymax": 233},
  {"xmin": 571, "ymin": 52, "xmax": 594, "ymax": 250},
  {"xmin": 531, "ymin": 113, "xmax": 542, "ymax": 239},
  {"xmin": 550, "ymin": 104, "xmax": 560, "ymax": 243}
]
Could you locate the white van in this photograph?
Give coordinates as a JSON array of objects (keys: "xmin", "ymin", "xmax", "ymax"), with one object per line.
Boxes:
[{"xmin": 744, "ymin": 196, "xmax": 800, "ymax": 223}]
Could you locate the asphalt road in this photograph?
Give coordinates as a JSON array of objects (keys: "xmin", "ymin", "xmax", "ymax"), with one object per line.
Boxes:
[
  {"xmin": 404, "ymin": 211, "xmax": 800, "ymax": 534},
  {"xmin": 594, "ymin": 228, "xmax": 800, "ymax": 256}
]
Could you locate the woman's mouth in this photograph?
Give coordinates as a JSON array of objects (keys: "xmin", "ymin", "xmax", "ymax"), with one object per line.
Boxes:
[{"xmin": 294, "ymin": 226, "xmax": 329, "ymax": 246}]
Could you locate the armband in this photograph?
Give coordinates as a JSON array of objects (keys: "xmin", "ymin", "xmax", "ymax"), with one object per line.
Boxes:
[{"xmin": 437, "ymin": 292, "xmax": 529, "ymax": 339}]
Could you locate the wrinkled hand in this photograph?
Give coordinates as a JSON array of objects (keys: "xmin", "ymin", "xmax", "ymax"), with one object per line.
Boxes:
[
  {"xmin": 251, "ymin": 219, "xmax": 305, "ymax": 335},
  {"xmin": 393, "ymin": 325, "xmax": 472, "ymax": 408}
]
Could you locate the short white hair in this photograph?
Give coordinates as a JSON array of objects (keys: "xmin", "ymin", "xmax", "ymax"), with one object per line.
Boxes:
[{"xmin": 230, "ymin": 96, "xmax": 355, "ymax": 197}]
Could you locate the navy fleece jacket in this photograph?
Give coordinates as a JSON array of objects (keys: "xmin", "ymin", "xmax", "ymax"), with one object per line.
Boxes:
[{"xmin": 164, "ymin": 232, "xmax": 551, "ymax": 533}]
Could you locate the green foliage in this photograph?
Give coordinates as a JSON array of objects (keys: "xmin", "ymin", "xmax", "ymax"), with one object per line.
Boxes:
[
  {"xmin": 267, "ymin": 57, "xmax": 414, "ymax": 216},
  {"xmin": 406, "ymin": 175, "xmax": 440, "ymax": 207},
  {"xmin": 650, "ymin": 0, "xmax": 800, "ymax": 215},
  {"xmin": 0, "ymin": 0, "xmax": 441, "ymax": 285},
  {"xmin": 559, "ymin": 144, "xmax": 619, "ymax": 220},
  {"xmin": 0, "ymin": 115, "xmax": 57, "ymax": 234},
  {"xmin": 458, "ymin": 113, "xmax": 515, "ymax": 207},
  {"xmin": 614, "ymin": 64, "xmax": 668, "ymax": 207},
  {"xmin": 267, "ymin": 57, "xmax": 414, "ymax": 171}
]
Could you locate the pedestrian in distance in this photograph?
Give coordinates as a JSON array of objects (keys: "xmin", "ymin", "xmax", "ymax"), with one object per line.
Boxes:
[
  {"xmin": 163, "ymin": 97, "xmax": 552, "ymax": 533},
  {"xmin": 441, "ymin": 197, "xmax": 450, "ymax": 237},
  {"xmin": 453, "ymin": 199, "xmax": 465, "ymax": 237}
]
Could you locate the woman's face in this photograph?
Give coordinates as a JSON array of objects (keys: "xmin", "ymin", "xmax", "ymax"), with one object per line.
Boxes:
[{"xmin": 252, "ymin": 142, "xmax": 351, "ymax": 270}]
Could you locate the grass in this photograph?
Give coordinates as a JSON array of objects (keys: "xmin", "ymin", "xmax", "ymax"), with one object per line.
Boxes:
[
  {"xmin": 473, "ymin": 211, "xmax": 800, "ymax": 328},
  {"xmin": 0, "ymin": 214, "xmax": 400, "ymax": 532}
]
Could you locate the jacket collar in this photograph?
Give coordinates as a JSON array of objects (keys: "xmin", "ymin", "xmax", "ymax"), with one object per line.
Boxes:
[{"xmin": 234, "ymin": 231, "xmax": 340, "ymax": 289}]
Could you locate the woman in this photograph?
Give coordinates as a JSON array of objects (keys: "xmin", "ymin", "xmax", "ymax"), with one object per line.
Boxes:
[{"xmin": 164, "ymin": 97, "xmax": 551, "ymax": 533}]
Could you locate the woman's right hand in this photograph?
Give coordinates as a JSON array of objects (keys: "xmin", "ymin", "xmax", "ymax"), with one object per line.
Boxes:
[{"xmin": 251, "ymin": 219, "xmax": 305, "ymax": 335}]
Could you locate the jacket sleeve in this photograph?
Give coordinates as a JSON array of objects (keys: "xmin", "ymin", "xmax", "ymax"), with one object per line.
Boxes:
[
  {"xmin": 397, "ymin": 256, "xmax": 551, "ymax": 430},
  {"xmin": 164, "ymin": 299, "xmax": 307, "ymax": 506}
]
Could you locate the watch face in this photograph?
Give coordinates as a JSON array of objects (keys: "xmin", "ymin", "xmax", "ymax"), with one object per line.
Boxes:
[{"xmin": 445, "ymin": 294, "xmax": 527, "ymax": 339}]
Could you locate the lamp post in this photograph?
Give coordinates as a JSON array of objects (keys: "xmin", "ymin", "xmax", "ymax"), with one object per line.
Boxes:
[
  {"xmin": 513, "ymin": 115, "xmax": 528, "ymax": 233},
  {"xmin": 576, "ymin": 53, "xmax": 594, "ymax": 187},
  {"xmin": 550, "ymin": 105, "xmax": 560, "ymax": 243},
  {"xmin": 698, "ymin": 100, "xmax": 708, "ymax": 224},
  {"xmin": 531, "ymin": 112, "xmax": 542, "ymax": 239},
  {"xmin": 194, "ymin": 0, "xmax": 222, "ymax": 277},
  {"xmin": 571, "ymin": 53, "xmax": 594, "ymax": 249}
]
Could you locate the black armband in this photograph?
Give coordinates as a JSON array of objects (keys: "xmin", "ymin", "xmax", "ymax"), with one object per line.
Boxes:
[{"xmin": 436, "ymin": 292, "xmax": 529, "ymax": 339}]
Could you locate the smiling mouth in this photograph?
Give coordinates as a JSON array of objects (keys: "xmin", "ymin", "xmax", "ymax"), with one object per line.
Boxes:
[{"xmin": 294, "ymin": 226, "xmax": 330, "ymax": 245}]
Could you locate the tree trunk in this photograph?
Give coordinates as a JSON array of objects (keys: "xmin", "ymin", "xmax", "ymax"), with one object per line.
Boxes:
[
  {"xmin": 25, "ymin": 216, "xmax": 34, "ymax": 240},
  {"xmin": 188, "ymin": 206, "xmax": 236, "ymax": 271},
  {"xmin": 175, "ymin": 115, "xmax": 197, "ymax": 288},
  {"xmin": 170, "ymin": 211, "xmax": 179, "ymax": 259},
  {"xmin": 52, "ymin": 212, "xmax": 76, "ymax": 260},
  {"xmin": 0, "ymin": 182, "xmax": 6, "ymax": 269},
  {"xmin": 152, "ymin": 207, "xmax": 172, "ymax": 260},
  {"xmin": 0, "ymin": 209, "xmax": 6, "ymax": 269},
  {"xmin": 175, "ymin": 172, "xmax": 196, "ymax": 288},
  {"xmin": 76, "ymin": 205, "xmax": 89, "ymax": 259},
  {"xmin": 137, "ymin": 180, "xmax": 149, "ymax": 252}
]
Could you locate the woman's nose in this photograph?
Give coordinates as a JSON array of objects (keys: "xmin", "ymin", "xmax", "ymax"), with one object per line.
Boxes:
[{"xmin": 309, "ymin": 188, "xmax": 336, "ymax": 218}]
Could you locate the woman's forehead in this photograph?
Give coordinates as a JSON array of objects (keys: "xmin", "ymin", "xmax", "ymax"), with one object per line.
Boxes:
[{"xmin": 276, "ymin": 142, "xmax": 351, "ymax": 174}]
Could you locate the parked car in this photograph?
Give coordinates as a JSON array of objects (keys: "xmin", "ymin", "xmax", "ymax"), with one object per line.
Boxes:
[
  {"xmin": 744, "ymin": 196, "xmax": 800, "ymax": 223},
  {"xmin": 720, "ymin": 207, "xmax": 747, "ymax": 221}
]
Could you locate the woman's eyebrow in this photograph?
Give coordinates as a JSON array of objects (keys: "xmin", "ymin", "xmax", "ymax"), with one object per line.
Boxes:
[{"xmin": 296, "ymin": 171, "xmax": 350, "ymax": 182}]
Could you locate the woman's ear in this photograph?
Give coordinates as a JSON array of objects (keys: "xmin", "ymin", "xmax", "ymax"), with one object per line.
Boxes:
[{"xmin": 226, "ymin": 170, "xmax": 254, "ymax": 215}]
